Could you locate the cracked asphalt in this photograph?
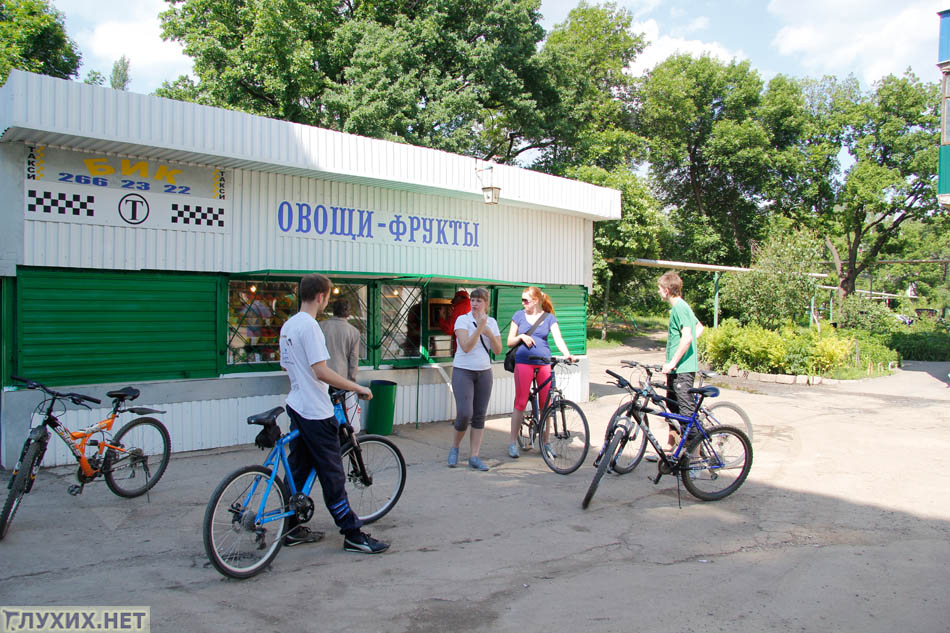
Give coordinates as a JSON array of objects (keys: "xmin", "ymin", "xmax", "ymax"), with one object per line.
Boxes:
[{"xmin": 1, "ymin": 341, "xmax": 948, "ymax": 633}]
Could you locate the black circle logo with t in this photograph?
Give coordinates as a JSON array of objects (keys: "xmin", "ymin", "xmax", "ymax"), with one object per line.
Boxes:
[{"xmin": 118, "ymin": 193, "xmax": 149, "ymax": 225}]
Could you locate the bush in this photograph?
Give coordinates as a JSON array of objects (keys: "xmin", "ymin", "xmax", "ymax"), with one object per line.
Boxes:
[
  {"xmin": 699, "ymin": 320, "xmax": 903, "ymax": 376},
  {"xmin": 835, "ymin": 294, "xmax": 896, "ymax": 334},
  {"xmin": 888, "ymin": 331, "xmax": 950, "ymax": 361}
]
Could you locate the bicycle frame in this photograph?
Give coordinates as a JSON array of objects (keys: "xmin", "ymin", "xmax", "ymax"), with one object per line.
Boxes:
[{"xmin": 245, "ymin": 394, "xmax": 369, "ymax": 530}]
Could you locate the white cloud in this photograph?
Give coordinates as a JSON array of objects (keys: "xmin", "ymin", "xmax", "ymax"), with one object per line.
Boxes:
[
  {"xmin": 56, "ymin": 0, "xmax": 192, "ymax": 94},
  {"xmin": 629, "ymin": 18, "xmax": 747, "ymax": 76},
  {"xmin": 768, "ymin": 0, "xmax": 943, "ymax": 84},
  {"xmin": 673, "ymin": 15, "xmax": 710, "ymax": 37}
]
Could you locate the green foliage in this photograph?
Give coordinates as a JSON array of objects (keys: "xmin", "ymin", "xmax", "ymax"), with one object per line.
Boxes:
[
  {"xmin": 83, "ymin": 69, "xmax": 105, "ymax": 86},
  {"xmin": 719, "ymin": 226, "xmax": 822, "ymax": 329},
  {"xmin": 567, "ymin": 165, "xmax": 663, "ymax": 312},
  {"xmin": 639, "ymin": 54, "xmax": 785, "ymax": 265},
  {"xmin": 0, "ymin": 0, "xmax": 81, "ymax": 81},
  {"xmin": 159, "ymin": 0, "xmax": 638, "ymax": 167},
  {"xmin": 841, "ymin": 329, "xmax": 900, "ymax": 369},
  {"xmin": 835, "ymin": 294, "xmax": 896, "ymax": 334},
  {"xmin": 533, "ymin": 2, "xmax": 645, "ymax": 173},
  {"xmin": 700, "ymin": 319, "xmax": 862, "ymax": 375},
  {"xmin": 888, "ymin": 318, "xmax": 950, "ymax": 361},
  {"xmin": 776, "ymin": 73, "xmax": 941, "ymax": 296},
  {"xmin": 110, "ymin": 55, "xmax": 131, "ymax": 91}
]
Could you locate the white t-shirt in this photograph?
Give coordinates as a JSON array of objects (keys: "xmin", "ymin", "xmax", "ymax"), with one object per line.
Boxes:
[
  {"xmin": 452, "ymin": 312, "xmax": 500, "ymax": 371},
  {"xmin": 279, "ymin": 312, "xmax": 333, "ymax": 420}
]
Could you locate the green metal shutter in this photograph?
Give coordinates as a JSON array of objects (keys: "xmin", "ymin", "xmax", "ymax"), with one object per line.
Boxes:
[
  {"xmin": 493, "ymin": 285, "xmax": 587, "ymax": 356},
  {"xmin": 17, "ymin": 268, "xmax": 219, "ymax": 386},
  {"xmin": 543, "ymin": 286, "xmax": 588, "ymax": 355}
]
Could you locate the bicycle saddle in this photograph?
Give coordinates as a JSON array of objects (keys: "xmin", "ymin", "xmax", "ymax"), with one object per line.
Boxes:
[
  {"xmin": 247, "ymin": 406, "xmax": 285, "ymax": 426},
  {"xmin": 106, "ymin": 386, "xmax": 140, "ymax": 401},
  {"xmin": 687, "ymin": 386, "xmax": 719, "ymax": 398}
]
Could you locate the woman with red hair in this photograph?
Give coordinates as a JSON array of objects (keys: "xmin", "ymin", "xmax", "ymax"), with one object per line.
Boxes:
[{"xmin": 506, "ymin": 286, "xmax": 575, "ymax": 459}]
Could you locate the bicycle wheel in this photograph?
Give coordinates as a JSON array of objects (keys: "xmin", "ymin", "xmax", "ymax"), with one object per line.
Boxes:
[
  {"xmin": 104, "ymin": 418, "xmax": 171, "ymax": 498},
  {"xmin": 607, "ymin": 405, "xmax": 648, "ymax": 475},
  {"xmin": 540, "ymin": 399, "xmax": 589, "ymax": 475},
  {"xmin": 680, "ymin": 426, "xmax": 752, "ymax": 501},
  {"xmin": 700, "ymin": 401, "xmax": 753, "ymax": 442},
  {"xmin": 582, "ymin": 431, "xmax": 623, "ymax": 509},
  {"xmin": 0, "ymin": 440, "xmax": 43, "ymax": 540},
  {"xmin": 343, "ymin": 435, "xmax": 406, "ymax": 524},
  {"xmin": 203, "ymin": 465, "xmax": 288, "ymax": 579}
]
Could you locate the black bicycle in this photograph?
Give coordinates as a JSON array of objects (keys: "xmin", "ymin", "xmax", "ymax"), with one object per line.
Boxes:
[
  {"xmin": 593, "ymin": 361, "xmax": 752, "ymax": 476},
  {"xmin": 583, "ymin": 367, "xmax": 752, "ymax": 508},
  {"xmin": 516, "ymin": 356, "xmax": 590, "ymax": 474}
]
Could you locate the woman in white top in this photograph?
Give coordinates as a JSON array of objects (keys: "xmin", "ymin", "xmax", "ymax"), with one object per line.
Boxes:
[{"xmin": 447, "ymin": 288, "xmax": 503, "ymax": 471}]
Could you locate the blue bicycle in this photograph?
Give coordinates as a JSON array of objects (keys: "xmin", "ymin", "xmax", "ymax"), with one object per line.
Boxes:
[
  {"xmin": 583, "ymin": 369, "xmax": 752, "ymax": 508},
  {"xmin": 203, "ymin": 389, "xmax": 406, "ymax": 579}
]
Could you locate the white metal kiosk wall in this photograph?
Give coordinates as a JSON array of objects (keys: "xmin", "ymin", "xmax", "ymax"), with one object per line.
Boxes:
[{"xmin": 0, "ymin": 71, "xmax": 621, "ymax": 467}]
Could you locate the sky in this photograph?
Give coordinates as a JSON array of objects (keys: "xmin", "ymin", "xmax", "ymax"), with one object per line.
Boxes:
[{"xmin": 53, "ymin": 0, "xmax": 948, "ymax": 95}]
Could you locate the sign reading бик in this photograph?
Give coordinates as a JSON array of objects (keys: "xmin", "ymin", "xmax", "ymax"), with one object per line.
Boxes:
[{"xmin": 24, "ymin": 145, "xmax": 230, "ymax": 234}]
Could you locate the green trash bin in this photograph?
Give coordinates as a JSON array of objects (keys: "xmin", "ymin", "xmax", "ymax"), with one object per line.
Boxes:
[{"xmin": 366, "ymin": 380, "xmax": 397, "ymax": 435}]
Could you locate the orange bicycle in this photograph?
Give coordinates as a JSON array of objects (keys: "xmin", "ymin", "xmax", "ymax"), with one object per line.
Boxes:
[{"xmin": 1, "ymin": 376, "xmax": 170, "ymax": 540}]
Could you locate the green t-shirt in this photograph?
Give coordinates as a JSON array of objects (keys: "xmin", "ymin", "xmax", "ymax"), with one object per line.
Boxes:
[{"xmin": 666, "ymin": 297, "xmax": 699, "ymax": 373}]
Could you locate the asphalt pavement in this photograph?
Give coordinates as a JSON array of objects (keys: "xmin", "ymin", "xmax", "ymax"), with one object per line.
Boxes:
[{"xmin": 1, "ymin": 340, "xmax": 948, "ymax": 633}]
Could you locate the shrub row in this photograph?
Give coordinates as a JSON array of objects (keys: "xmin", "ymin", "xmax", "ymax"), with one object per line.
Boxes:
[{"xmin": 698, "ymin": 319, "xmax": 905, "ymax": 375}]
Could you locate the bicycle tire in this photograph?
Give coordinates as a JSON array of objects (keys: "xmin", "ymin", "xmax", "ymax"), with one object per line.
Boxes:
[
  {"xmin": 680, "ymin": 426, "xmax": 752, "ymax": 501},
  {"xmin": 700, "ymin": 401, "xmax": 753, "ymax": 442},
  {"xmin": 104, "ymin": 418, "xmax": 171, "ymax": 498},
  {"xmin": 342, "ymin": 435, "xmax": 406, "ymax": 524},
  {"xmin": 540, "ymin": 399, "xmax": 589, "ymax": 475},
  {"xmin": 0, "ymin": 440, "xmax": 43, "ymax": 540},
  {"xmin": 204, "ymin": 465, "xmax": 288, "ymax": 579},
  {"xmin": 582, "ymin": 431, "xmax": 623, "ymax": 509},
  {"xmin": 607, "ymin": 405, "xmax": 648, "ymax": 475}
]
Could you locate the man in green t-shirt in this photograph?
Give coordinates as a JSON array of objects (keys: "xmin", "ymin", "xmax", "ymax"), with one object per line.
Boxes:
[{"xmin": 658, "ymin": 271, "xmax": 701, "ymax": 451}]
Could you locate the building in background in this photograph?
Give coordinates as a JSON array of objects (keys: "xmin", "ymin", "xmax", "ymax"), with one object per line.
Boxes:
[{"xmin": 0, "ymin": 70, "xmax": 620, "ymax": 467}]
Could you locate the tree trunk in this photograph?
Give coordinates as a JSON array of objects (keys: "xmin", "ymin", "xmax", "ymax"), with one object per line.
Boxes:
[{"xmin": 601, "ymin": 273, "xmax": 611, "ymax": 341}]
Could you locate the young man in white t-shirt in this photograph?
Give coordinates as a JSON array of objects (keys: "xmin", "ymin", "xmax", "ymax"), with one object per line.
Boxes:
[{"xmin": 278, "ymin": 273, "xmax": 388, "ymax": 554}]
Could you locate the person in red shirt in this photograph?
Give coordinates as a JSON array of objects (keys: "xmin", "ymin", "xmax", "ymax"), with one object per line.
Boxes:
[{"xmin": 439, "ymin": 290, "xmax": 471, "ymax": 355}]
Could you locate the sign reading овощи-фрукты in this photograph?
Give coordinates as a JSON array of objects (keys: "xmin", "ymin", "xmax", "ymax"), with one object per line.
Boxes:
[
  {"xmin": 276, "ymin": 201, "xmax": 482, "ymax": 249},
  {"xmin": 24, "ymin": 145, "xmax": 230, "ymax": 234}
]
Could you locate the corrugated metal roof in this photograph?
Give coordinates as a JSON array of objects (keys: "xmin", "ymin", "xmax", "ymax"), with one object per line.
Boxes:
[{"xmin": 0, "ymin": 70, "xmax": 621, "ymax": 221}]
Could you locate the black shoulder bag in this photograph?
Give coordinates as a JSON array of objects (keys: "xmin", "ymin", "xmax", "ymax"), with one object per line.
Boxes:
[{"xmin": 503, "ymin": 313, "xmax": 547, "ymax": 372}]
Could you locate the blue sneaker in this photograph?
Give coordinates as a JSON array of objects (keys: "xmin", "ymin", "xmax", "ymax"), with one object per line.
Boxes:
[
  {"xmin": 447, "ymin": 447, "xmax": 459, "ymax": 468},
  {"xmin": 508, "ymin": 442, "xmax": 520, "ymax": 458},
  {"xmin": 543, "ymin": 443, "xmax": 557, "ymax": 459},
  {"xmin": 468, "ymin": 456, "xmax": 489, "ymax": 471}
]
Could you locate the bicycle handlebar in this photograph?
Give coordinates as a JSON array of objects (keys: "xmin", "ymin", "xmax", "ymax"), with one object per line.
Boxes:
[
  {"xmin": 12, "ymin": 375, "xmax": 102, "ymax": 405},
  {"xmin": 527, "ymin": 355, "xmax": 576, "ymax": 365}
]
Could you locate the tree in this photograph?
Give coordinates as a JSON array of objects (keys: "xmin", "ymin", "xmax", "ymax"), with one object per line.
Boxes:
[
  {"xmin": 158, "ymin": 0, "xmax": 555, "ymax": 162},
  {"xmin": 639, "ymin": 54, "xmax": 776, "ymax": 266},
  {"xmin": 110, "ymin": 55, "xmax": 130, "ymax": 90},
  {"xmin": 719, "ymin": 225, "xmax": 823, "ymax": 329},
  {"xmin": 0, "ymin": 0, "xmax": 81, "ymax": 81},
  {"xmin": 533, "ymin": 2, "xmax": 645, "ymax": 174},
  {"xmin": 83, "ymin": 69, "xmax": 105, "ymax": 85},
  {"xmin": 567, "ymin": 165, "xmax": 664, "ymax": 331},
  {"xmin": 773, "ymin": 72, "xmax": 942, "ymax": 298}
]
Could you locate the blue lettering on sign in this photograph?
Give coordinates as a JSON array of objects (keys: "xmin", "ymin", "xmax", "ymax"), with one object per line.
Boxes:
[{"xmin": 275, "ymin": 201, "xmax": 481, "ymax": 248}]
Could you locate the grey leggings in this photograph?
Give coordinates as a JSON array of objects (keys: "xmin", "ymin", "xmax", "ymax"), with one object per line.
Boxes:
[{"xmin": 452, "ymin": 367, "xmax": 494, "ymax": 431}]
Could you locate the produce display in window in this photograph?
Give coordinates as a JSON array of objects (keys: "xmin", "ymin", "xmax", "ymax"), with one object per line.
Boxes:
[{"xmin": 227, "ymin": 281, "xmax": 297, "ymax": 365}]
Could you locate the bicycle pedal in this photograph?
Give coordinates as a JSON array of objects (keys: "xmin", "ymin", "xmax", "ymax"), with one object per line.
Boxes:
[{"xmin": 67, "ymin": 484, "xmax": 84, "ymax": 496}]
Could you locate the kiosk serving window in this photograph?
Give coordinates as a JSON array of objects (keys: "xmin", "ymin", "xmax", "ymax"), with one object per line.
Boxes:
[
  {"xmin": 378, "ymin": 284, "xmax": 424, "ymax": 361},
  {"xmin": 227, "ymin": 280, "xmax": 297, "ymax": 365},
  {"xmin": 319, "ymin": 283, "xmax": 369, "ymax": 362}
]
